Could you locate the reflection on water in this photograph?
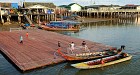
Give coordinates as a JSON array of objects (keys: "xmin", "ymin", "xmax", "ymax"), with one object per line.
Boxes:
[
  {"xmin": 54, "ymin": 31, "xmax": 80, "ymax": 37},
  {"xmin": 82, "ymin": 17, "xmax": 138, "ymax": 29},
  {"xmin": 1, "ymin": 17, "xmax": 140, "ymax": 75}
]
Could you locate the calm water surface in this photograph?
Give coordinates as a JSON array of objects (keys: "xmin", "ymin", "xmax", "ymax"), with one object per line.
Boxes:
[{"xmin": 1, "ymin": 17, "xmax": 140, "ymax": 75}]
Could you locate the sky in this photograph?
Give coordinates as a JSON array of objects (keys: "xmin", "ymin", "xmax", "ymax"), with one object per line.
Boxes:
[{"xmin": 0, "ymin": 0, "xmax": 140, "ymax": 6}]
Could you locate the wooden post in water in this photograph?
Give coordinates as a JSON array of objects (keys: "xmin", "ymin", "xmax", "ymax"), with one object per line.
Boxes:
[
  {"xmin": 125, "ymin": 12, "xmax": 126, "ymax": 17},
  {"xmin": 52, "ymin": 14, "xmax": 54, "ymax": 21},
  {"xmin": 53, "ymin": 14, "xmax": 55, "ymax": 21},
  {"xmin": 93, "ymin": 12, "xmax": 95, "ymax": 18},
  {"xmin": 54, "ymin": 14, "xmax": 56, "ymax": 21},
  {"xmin": 97, "ymin": 12, "xmax": 98, "ymax": 18},
  {"xmin": 46, "ymin": 14, "xmax": 48, "ymax": 21},
  {"xmin": 37, "ymin": 15, "xmax": 39, "ymax": 24},
  {"xmin": 87, "ymin": 11, "xmax": 88, "ymax": 17},
  {"xmin": 7, "ymin": 15, "xmax": 10, "ymax": 23},
  {"xmin": 117, "ymin": 12, "xmax": 119, "ymax": 18},
  {"xmin": 0, "ymin": 7, "xmax": 4, "ymax": 24},
  {"xmin": 39, "ymin": 15, "xmax": 41, "ymax": 24},
  {"xmin": 30, "ymin": 14, "xmax": 32, "ymax": 21},
  {"xmin": 49, "ymin": 14, "xmax": 51, "ymax": 21},
  {"xmin": 18, "ymin": 15, "xmax": 21, "ymax": 23},
  {"xmin": 101, "ymin": 12, "xmax": 103, "ymax": 18},
  {"xmin": 89, "ymin": 12, "xmax": 91, "ymax": 18},
  {"xmin": 81, "ymin": 11, "xmax": 82, "ymax": 17},
  {"xmin": 111, "ymin": 12, "xmax": 112, "ymax": 19},
  {"xmin": 44, "ymin": 15, "xmax": 46, "ymax": 22},
  {"xmin": 47, "ymin": 14, "xmax": 49, "ymax": 21},
  {"xmin": 103, "ymin": 12, "xmax": 105, "ymax": 18}
]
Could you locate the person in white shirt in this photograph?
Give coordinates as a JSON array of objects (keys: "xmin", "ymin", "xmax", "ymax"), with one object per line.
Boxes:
[{"xmin": 70, "ymin": 42, "xmax": 75, "ymax": 50}]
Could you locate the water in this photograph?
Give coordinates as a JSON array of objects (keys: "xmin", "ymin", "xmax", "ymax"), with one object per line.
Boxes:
[{"xmin": 1, "ymin": 17, "xmax": 140, "ymax": 75}]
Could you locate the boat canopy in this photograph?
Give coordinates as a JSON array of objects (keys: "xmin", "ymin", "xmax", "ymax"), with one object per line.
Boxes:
[
  {"xmin": 50, "ymin": 21, "xmax": 81, "ymax": 25},
  {"xmin": 47, "ymin": 21, "xmax": 80, "ymax": 28}
]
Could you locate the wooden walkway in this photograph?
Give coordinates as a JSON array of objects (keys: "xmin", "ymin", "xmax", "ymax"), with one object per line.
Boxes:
[{"xmin": 0, "ymin": 30, "xmax": 114, "ymax": 71}]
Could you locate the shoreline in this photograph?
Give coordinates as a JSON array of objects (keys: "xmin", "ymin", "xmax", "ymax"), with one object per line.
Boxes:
[{"xmin": 0, "ymin": 18, "xmax": 116, "ymax": 31}]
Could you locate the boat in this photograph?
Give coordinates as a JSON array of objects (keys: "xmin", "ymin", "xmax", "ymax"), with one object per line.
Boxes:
[
  {"xmin": 40, "ymin": 21, "xmax": 81, "ymax": 31},
  {"xmin": 57, "ymin": 46, "xmax": 117, "ymax": 61},
  {"xmin": 71, "ymin": 53, "xmax": 132, "ymax": 69}
]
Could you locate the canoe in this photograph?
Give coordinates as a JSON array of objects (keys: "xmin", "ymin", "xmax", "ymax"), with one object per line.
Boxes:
[
  {"xmin": 71, "ymin": 53, "xmax": 132, "ymax": 69},
  {"xmin": 57, "ymin": 47, "xmax": 117, "ymax": 61}
]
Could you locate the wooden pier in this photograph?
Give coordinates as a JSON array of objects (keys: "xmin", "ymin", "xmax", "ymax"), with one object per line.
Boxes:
[
  {"xmin": 0, "ymin": 30, "xmax": 114, "ymax": 71},
  {"xmin": 77, "ymin": 9, "xmax": 140, "ymax": 18}
]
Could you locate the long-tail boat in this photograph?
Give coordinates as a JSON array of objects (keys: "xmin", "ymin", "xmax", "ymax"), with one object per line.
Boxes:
[
  {"xmin": 71, "ymin": 53, "xmax": 132, "ymax": 69},
  {"xmin": 40, "ymin": 21, "xmax": 81, "ymax": 31},
  {"xmin": 57, "ymin": 46, "xmax": 117, "ymax": 61}
]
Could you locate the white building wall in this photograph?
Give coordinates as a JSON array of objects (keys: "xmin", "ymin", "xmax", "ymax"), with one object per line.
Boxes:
[
  {"xmin": 137, "ymin": 6, "xmax": 140, "ymax": 10},
  {"xmin": 99, "ymin": 7, "xmax": 121, "ymax": 11},
  {"xmin": 70, "ymin": 4, "xmax": 81, "ymax": 12}
]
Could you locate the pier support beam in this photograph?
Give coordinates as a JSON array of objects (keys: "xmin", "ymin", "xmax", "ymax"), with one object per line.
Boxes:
[
  {"xmin": 18, "ymin": 15, "xmax": 21, "ymax": 23},
  {"xmin": 7, "ymin": 15, "xmax": 11, "ymax": 23}
]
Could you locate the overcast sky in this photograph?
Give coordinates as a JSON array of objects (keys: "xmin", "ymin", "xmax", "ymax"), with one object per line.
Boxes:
[{"xmin": 0, "ymin": 0, "xmax": 140, "ymax": 6}]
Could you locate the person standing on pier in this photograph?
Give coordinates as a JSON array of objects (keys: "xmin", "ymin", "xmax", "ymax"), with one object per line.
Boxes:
[
  {"xmin": 58, "ymin": 41, "xmax": 61, "ymax": 47},
  {"xmin": 82, "ymin": 41, "xmax": 86, "ymax": 47},
  {"xmin": 20, "ymin": 35, "xmax": 23, "ymax": 44},
  {"xmin": 101, "ymin": 58, "xmax": 105, "ymax": 64},
  {"xmin": 70, "ymin": 42, "xmax": 75, "ymax": 51},
  {"xmin": 82, "ymin": 41, "xmax": 88, "ymax": 51},
  {"xmin": 121, "ymin": 45, "xmax": 125, "ymax": 50},
  {"xmin": 26, "ymin": 32, "xmax": 29, "ymax": 38}
]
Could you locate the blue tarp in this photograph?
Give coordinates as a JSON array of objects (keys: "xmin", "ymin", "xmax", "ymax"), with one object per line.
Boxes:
[
  {"xmin": 24, "ymin": 24, "xmax": 30, "ymax": 27},
  {"xmin": 47, "ymin": 10, "xmax": 52, "ymax": 14},
  {"xmin": 47, "ymin": 21, "xmax": 81, "ymax": 28},
  {"xmin": 11, "ymin": 3, "xmax": 18, "ymax": 9}
]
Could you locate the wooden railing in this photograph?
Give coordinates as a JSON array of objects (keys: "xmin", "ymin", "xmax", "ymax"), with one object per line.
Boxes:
[{"xmin": 10, "ymin": 28, "xmax": 22, "ymax": 32}]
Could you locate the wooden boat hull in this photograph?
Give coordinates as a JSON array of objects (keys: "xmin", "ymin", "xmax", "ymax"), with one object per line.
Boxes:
[
  {"xmin": 71, "ymin": 53, "xmax": 132, "ymax": 69},
  {"xmin": 57, "ymin": 48, "xmax": 83, "ymax": 61},
  {"xmin": 41, "ymin": 25, "xmax": 79, "ymax": 31},
  {"xmin": 59, "ymin": 53, "xmax": 109, "ymax": 61},
  {"xmin": 57, "ymin": 48, "xmax": 114, "ymax": 61}
]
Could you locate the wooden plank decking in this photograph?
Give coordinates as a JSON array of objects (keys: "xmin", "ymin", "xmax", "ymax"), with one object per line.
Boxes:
[{"xmin": 0, "ymin": 30, "xmax": 114, "ymax": 71}]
